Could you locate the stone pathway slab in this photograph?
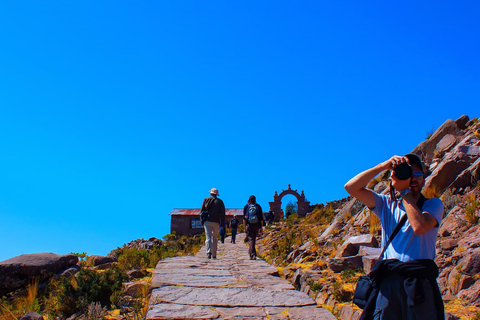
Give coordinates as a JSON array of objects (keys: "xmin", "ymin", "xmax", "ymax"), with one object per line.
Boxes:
[{"xmin": 146, "ymin": 233, "xmax": 336, "ymax": 320}]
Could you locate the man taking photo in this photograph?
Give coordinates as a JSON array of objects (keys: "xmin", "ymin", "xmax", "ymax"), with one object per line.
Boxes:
[{"xmin": 345, "ymin": 153, "xmax": 444, "ymax": 320}]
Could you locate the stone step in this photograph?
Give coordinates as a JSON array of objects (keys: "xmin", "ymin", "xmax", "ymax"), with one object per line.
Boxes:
[{"xmin": 146, "ymin": 233, "xmax": 336, "ymax": 320}]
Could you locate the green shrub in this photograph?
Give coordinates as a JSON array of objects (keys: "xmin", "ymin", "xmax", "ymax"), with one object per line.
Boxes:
[
  {"xmin": 426, "ymin": 127, "xmax": 435, "ymax": 140},
  {"xmin": 306, "ymin": 207, "xmax": 335, "ymax": 226},
  {"xmin": 117, "ymin": 248, "xmax": 150, "ymax": 270},
  {"xmin": 441, "ymin": 189, "xmax": 461, "ymax": 214},
  {"xmin": 465, "ymin": 194, "xmax": 479, "ymax": 225},
  {"xmin": 309, "ymin": 280, "xmax": 322, "ymax": 292},
  {"xmin": 340, "ymin": 268, "xmax": 363, "ymax": 283},
  {"xmin": 45, "ymin": 267, "xmax": 127, "ymax": 318},
  {"xmin": 286, "ymin": 213, "xmax": 300, "ymax": 226},
  {"xmin": 268, "ymin": 229, "xmax": 304, "ymax": 265}
]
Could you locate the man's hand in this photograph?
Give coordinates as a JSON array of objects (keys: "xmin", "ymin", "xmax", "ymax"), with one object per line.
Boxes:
[{"xmin": 402, "ymin": 190, "xmax": 418, "ymax": 205}]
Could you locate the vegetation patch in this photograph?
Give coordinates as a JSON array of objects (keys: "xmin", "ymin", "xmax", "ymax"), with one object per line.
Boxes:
[{"xmin": 0, "ymin": 233, "xmax": 204, "ymax": 319}]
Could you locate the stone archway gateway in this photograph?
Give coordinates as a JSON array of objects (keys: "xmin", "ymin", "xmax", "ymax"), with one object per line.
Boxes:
[{"xmin": 269, "ymin": 184, "xmax": 311, "ymax": 221}]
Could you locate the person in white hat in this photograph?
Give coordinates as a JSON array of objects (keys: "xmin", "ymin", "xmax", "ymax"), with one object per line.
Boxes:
[{"xmin": 200, "ymin": 188, "xmax": 226, "ymax": 259}]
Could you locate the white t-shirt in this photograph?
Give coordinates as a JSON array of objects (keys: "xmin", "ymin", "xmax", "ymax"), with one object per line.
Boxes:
[{"xmin": 373, "ymin": 193, "xmax": 444, "ymax": 262}]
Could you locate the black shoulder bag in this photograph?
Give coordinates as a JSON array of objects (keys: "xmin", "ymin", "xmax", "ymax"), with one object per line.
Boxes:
[
  {"xmin": 200, "ymin": 198, "xmax": 215, "ymax": 225},
  {"xmin": 353, "ymin": 194, "xmax": 427, "ymax": 309},
  {"xmin": 353, "ymin": 213, "xmax": 406, "ymax": 309}
]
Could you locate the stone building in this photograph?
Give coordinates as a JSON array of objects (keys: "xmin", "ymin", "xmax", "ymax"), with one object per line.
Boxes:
[{"xmin": 169, "ymin": 208, "xmax": 244, "ymax": 236}]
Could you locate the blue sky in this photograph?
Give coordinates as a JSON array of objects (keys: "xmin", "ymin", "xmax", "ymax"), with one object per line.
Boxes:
[{"xmin": 0, "ymin": 1, "xmax": 478, "ymax": 262}]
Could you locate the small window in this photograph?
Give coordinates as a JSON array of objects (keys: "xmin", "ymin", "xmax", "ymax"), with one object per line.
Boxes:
[{"xmin": 191, "ymin": 218, "xmax": 202, "ymax": 229}]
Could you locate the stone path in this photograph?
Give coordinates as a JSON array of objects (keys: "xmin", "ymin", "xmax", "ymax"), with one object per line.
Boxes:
[{"xmin": 146, "ymin": 233, "xmax": 336, "ymax": 320}]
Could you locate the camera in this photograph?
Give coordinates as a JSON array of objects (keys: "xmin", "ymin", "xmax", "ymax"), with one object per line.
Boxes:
[{"xmin": 394, "ymin": 162, "xmax": 412, "ymax": 180}]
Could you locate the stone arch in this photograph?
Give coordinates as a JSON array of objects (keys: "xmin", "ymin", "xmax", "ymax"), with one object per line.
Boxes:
[{"xmin": 268, "ymin": 184, "xmax": 311, "ymax": 221}]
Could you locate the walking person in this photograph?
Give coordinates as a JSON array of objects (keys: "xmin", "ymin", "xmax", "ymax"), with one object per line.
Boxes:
[
  {"xmin": 219, "ymin": 223, "xmax": 226, "ymax": 244},
  {"xmin": 243, "ymin": 195, "xmax": 264, "ymax": 260},
  {"xmin": 200, "ymin": 188, "xmax": 226, "ymax": 259},
  {"xmin": 345, "ymin": 153, "xmax": 444, "ymax": 319},
  {"xmin": 229, "ymin": 215, "xmax": 239, "ymax": 244}
]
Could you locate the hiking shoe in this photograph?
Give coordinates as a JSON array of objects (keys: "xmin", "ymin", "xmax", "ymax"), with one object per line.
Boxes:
[
  {"xmin": 207, "ymin": 253, "xmax": 212, "ymax": 259},
  {"xmin": 212, "ymin": 256, "xmax": 217, "ymax": 259}
]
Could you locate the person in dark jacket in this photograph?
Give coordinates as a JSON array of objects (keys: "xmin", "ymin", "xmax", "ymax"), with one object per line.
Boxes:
[
  {"xmin": 229, "ymin": 215, "xmax": 239, "ymax": 244},
  {"xmin": 200, "ymin": 188, "xmax": 226, "ymax": 259},
  {"xmin": 345, "ymin": 153, "xmax": 444, "ymax": 319},
  {"xmin": 219, "ymin": 223, "xmax": 226, "ymax": 244},
  {"xmin": 243, "ymin": 195, "xmax": 264, "ymax": 260}
]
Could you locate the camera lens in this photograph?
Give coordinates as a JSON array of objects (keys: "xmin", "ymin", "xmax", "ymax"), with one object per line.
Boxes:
[{"xmin": 394, "ymin": 163, "xmax": 412, "ymax": 180}]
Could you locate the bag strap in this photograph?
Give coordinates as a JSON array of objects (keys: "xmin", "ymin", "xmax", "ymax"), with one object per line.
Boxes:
[
  {"xmin": 378, "ymin": 194, "xmax": 427, "ymax": 260},
  {"xmin": 378, "ymin": 213, "xmax": 407, "ymax": 260}
]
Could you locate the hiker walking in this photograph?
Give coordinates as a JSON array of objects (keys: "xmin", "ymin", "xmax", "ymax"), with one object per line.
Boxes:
[
  {"xmin": 345, "ymin": 153, "xmax": 444, "ymax": 319},
  {"xmin": 267, "ymin": 211, "xmax": 274, "ymax": 225},
  {"xmin": 229, "ymin": 215, "xmax": 239, "ymax": 244},
  {"xmin": 219, "ymin": 223, "xmax": 226, "ymax": 244},
  {"xmin": 200, "ymin": 188, "xmax": 226, "ymax": 259},
  {"xmin": 243, "ymin": 195, "xmax": 264, "ymax": 260}
]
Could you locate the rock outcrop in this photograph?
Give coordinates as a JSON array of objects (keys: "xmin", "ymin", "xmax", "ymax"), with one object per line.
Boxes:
[
  {"xmin": 259, "ymin": 115, "xmax": 480, "ymax": 320},
  {"xmin": 108, "ymin": 237, "xmax": 163, "ymax": 257},
  {"xmin": 0, "ymin": 253, "xmax": 78, "ymax": 296}
]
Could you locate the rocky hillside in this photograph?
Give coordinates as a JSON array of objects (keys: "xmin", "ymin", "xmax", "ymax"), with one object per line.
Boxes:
[
  {"xmin": 0, "ymin": 234, "xmax": 204, "ymax": 319},
  {"xmin": 258, "ymin": 115, "xmax": 480, "ymax": 320}
]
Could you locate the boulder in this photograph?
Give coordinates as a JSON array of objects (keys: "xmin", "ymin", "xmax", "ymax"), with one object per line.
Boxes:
[
  {"xmin": 424, "ymin": 155, "xmax": 473, "ymax": 197},
  {"xmin": 298, "ymin": 241, "xmax": 312, "ymax": 252},
  {"xmin": 436, "ymin": 134, "xmax": 457, "ymax": 154},
  {"xmin": 362, "ymin": 255, "xmax": 379, "ymax": 274},
  {"xmin": 358, "ymin": 246, "xmax": 381, "ymax": 257},
  {"xmin": 458, "ymin": 248, "xmax": 480, "ymax": 277},
  {"xmin": 335, "ymin": 243, "xmax": 358, "ymax": 258},
  {"xmin": 440, "ymin": 239, "xmax": 459, "ymax": 251},
  {"xmin": 438, "ymin": 206, "xmax": 468, "ymax": 237},
  {"xmin": 0, "ymin": 253, "xmax": 78, "ymax": 296},
  {"xmin": 336, "ymin": 234, "xmax": 378, "ymax": 258},
  {"xmin": 318, "ymin": 198, "xmax": 357, "ymax": 242},
  {"xmin": 455, "ymin": 115, "xmax": 470, "ymax": 130},
  {"xmin": 109, "ymin": 237, "xmax": 163, "ymax": 256},
  {"xmin": 345, "ymin": 234, "xmax": 378, "ymax": 248},
  {"xmin": 127, "ymin": 269, "xmax": 148, "ymax": 279},
  {"xmin": 86, "ymin": 255, "xmax": 117, "ymax": 266},
  {"xmin": 19, "ymin": 312, "xmax": 44, "ymax": 320},
  {"xmin": 457, "ymin": 226, "xmax": 480, "ymax": 250},
  {"xmin": 59, "ymin": 265, "xmax": 80, "ymax": 277},
  {"xmin": 124, "ymin": 281, "xmax": 148, "ymax": 297},
  {"xmin": 337, "ymin": 304, "xmax": 361, "ymax": 320},
  {"xmin": 450, "ymin": 158, "xmax": 480, "ymax": 191},
  {"xmin": 327, "ymin": 256, "xmax": 363, "ymax": 273},
  {"xmin": 411, "ymin": 119, "xmax": 463, "ymax": 165},
  {"xmin": 457, "ymin": 280, "xmax": 480, "ymax": 307}
]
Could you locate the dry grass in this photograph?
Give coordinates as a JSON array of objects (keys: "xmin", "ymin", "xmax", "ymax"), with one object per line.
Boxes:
[
  {"xmin": 424, "ymin": 184, "xmax": 442, "ymax": 199},
  {"xmin": 464, "ymin": 193, "xmax": 479, "ymax": 225},
  {"xmin": 444, "ymin": 298, "xmax": 480, "ymax": 319},
  {"xmin": 369, "ymin": 211, "xmax": 381, "ymax": 234}
]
